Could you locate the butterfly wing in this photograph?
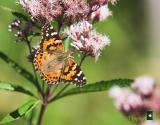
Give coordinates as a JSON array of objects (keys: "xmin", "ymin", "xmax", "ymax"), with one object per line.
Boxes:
[
  {"xmin": 33, "ymin": 49, "xmax": 64, "ymax": 84},
  {"xmin": 34, "ymin": 23, "xmax": 86, "ymax": 86},
  {"xmin": 40, "ymin": 24, "xmax": 64, "ymax": 52},
  {"xmin": 61, "ymin": 58, "xmax": 86, "ymax": 86}
]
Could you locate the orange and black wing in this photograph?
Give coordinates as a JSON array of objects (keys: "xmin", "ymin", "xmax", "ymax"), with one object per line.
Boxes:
[
  {"xmin": 61, "ymin": 58, "xmax": 86, "ymax": 87},
  {"xmin": 33, "ymin": 24, "xmax": 65, "ymax": 84},
  {"xmin": 34, "ymin": 23, "xmax": 86, "ymax": 86},
  {"xmin": 33, "ymin": 49, "xmax": 64, "ymax": 84},
  {"xmin": 40, "ymin": 24, "xmax": 64, "ymax": 52}
]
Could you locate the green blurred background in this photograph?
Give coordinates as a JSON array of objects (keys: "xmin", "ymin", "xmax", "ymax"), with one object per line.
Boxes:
[{"xmin": 0, "ymin": 0, "xmax": 159, "ymax": 125}]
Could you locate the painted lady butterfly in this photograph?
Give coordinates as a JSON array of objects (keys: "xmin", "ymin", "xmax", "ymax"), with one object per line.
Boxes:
[{"xmin": 33, "ymin": 24, "xmax": 86, "ymax": 86}]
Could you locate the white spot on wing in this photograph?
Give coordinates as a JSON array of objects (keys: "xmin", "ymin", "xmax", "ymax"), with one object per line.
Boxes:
[
  {"xmin": 46, "ymin": 33, "xmax": 49, "ymax": 37},
  {"xmin": 74, "ymin": 78, "xmax": 78, "ymax": 81},
  {"xmin": 77, "ymin": 71, "xmax": 82, "ymax": 77},
  {"xmin": 52, "ymin": 32, "xmax": 58, "ymax": 36},
  {"xmin": 83, "ymin": 77, "xmax": 86, "ymax": 80}
]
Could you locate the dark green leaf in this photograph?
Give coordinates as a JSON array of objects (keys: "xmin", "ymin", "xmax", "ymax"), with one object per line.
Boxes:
[
  {"xmin": 0, "ymin": 51, "xmax": 35, "ymax": 84},
  {"xmin": 51, "ymin": 20, "xmax": 58, "ymax": 29},
  {"xmin": 0, "ymin": 100, "xmax": 40, "ymax": 124},
  {"xmin": 0, "ymin": 81, "xmax": 35, "ymax": 97},
  {"xmin": 11, "ymin": 12, "xmax": 41, "ymax": 29},
  {"xmin": 12, "ymin": 12, "xmax": 29, "ymax": 21},
  {"xmin": 0, "ymin": 6, "xmax": 28, "ymax": 22},
  {"xmin": 54, "ymin": 79, "xmax": 133, "ymax": 101},
  {"xmin": 0, "ymin": 6, "xmax": 29, "ymax": 23}
]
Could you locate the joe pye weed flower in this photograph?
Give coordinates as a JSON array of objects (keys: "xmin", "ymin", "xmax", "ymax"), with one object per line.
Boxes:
[{"xmin": 65, "ymin": 20, "xmax": 110, "ymax": 60}]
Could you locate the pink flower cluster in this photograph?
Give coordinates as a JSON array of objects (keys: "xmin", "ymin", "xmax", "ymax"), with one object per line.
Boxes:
[
  {"xmin": 132, "ymin": 76, "xmax": 156, "ymax": 97},
  {"xmin": 142, "ymin": 121, "xmax": 160, "ymax": 125},
  {"xmin": 65, "ymin": 20, "xmax": 110, "ymax": 60},
  {"xmin": 109, "ymin": 86, "xmax": 145, "ymax": 116},
  {"xmin": 17, "ymin": 0, "xmax": 115, "ymax": 23},
  {"xmin": 109, "ymin": 76, "xmax": 160, "ymax": 125},
  {"xmin": 58, "ymin": 0, "xmax": 89, "ymax": 24},
  {"xmin": 18, "ymin": 0, "xmax": 89, "ymax": 23},
  {"xmin": 18, "ymin": 0, "xmax": 54, "ymax": 22}
]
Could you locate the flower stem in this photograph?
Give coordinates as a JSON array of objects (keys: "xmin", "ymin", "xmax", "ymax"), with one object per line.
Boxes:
[
  {"xmin": 37, "ymin": 104, "xmax": 46, "ymax": 125},
  {"xmin": 50, "ymin": 84, "xmax": 59, "ymax": 95},
  {"xmin": 37, "ymin": 85, "xmax": 51, "ymax": 125},
  {"xmin": 79, "ymin": 54, "xmax": 87, "ymax": 66},
  {"xmin": 49, "ymin": 84, "xmax": 70, "ymax": 103},
  {"xmin": 57, "ymin": 16, "xmax": 63, "ymax": 34}
]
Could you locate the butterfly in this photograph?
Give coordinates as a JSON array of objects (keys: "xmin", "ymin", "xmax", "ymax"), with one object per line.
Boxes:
[{"xmin": 33, "ymin": 24, "xmax": 86, "ymax": 86}]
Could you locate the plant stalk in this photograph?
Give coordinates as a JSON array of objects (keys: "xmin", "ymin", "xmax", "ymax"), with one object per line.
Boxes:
[
  {"xmin": 79, "ymin": 54, "xmax": 87, "ymax": 66},
  {"xmin": 49, "ymin": 84, "xmax": 70, "ymax": 103},
  {"xmin": 37, "ymin": 85, "xmax": 51, "ymax": 125},
  {"xmin": 37, "ymin": 104, "xmax": 46, "ymax": 125}
]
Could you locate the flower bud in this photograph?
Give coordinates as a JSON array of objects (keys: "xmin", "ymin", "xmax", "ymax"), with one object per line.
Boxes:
[{"xmin": 8, "ymin": 19, "xmax": 21, "ymax": 31}]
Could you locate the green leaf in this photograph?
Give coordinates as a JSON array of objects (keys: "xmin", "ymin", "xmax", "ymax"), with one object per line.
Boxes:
[
  {"xmin": 0, "ymin": 81, "xmax": 35, "ymax": 97},
  {"xmin": 54, "ymin": 79, "xmax": 133, "ymax": 101},
  {"xmin": 51, "ymin": 20, "xmax": 58, "ymax": 29},
  {"xmin": 11, "ymin": 12, "xmax": 29, "ymax": 21},
  {"xmin": 0, "ymin": 51, "xmax": 35, "ymax": 84},
  {"xmin": 0, "ymin": 100, "xmax": 40, "ymax": 124},
  {"xmin": 0, "ymin": 6, "xmax": 28, "ymax": 21},
  {"xmin": 0, "ymin": 5, "xmax": 41, "ymax": 29},
  {"xmin": 11, "ymin": 12, "xmax": 41, "ymax": 29},
  {"xmin": 25, "ymin": 108, "xmax": 36, "ymax": 125}
]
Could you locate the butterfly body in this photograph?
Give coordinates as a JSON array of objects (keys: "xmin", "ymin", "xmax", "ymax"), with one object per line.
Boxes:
[{"xmin": 33, "ymin": 24, "xmax": 86, "ymax": 86}]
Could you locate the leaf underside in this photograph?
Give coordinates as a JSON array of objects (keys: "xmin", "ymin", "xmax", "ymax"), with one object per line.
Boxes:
[
  {"xmin": 0, "ymin": 100, "xmax": 40, "ymax": 124},
  {"xmin": 0, "ymin": 81, "xmax": 35, "ymax": 97},
  {"xmin": 0, "ymin": 51, "xmax": 35, "ymax": 84},
  {"xmin": 54, "ymin": 79, "xmax": 133, "ymax": 101}
]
